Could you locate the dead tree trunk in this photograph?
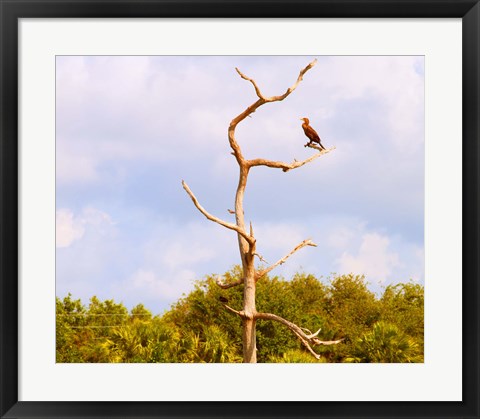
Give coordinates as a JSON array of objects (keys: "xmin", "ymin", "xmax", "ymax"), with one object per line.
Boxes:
[{"xmin": 182, "ymin": 59, "xmax": 341, "ymax": 363}]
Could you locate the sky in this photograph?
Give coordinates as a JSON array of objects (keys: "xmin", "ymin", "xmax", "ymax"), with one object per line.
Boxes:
[{"xmin": 56, "ymin": 55, "xmax": 425, "ymax": 314}]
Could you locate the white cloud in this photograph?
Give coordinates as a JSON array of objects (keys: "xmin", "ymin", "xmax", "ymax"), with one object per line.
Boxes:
[
  {"xmin": 336, "ymin": 232, "xmax": 401, "ymax": 283},
  {"xmin": 56, "ymin": 207, "xmax": 114, "ymax": 248},
  {"xmin": 188, "ymin": 107, "xmax": 233, "ymax": 148},
  {"xmin": 112, "ymin": 221, "xmax": 238, "ymax": 303},
  {"xmin": 254, "ymin": 222, "xmax": 305, "ymax": 252},
  {"xmin": 114, "ymin": 221, "xmax": 313, "ymax": 305},
  {"xmin": 161, "ymin": 241, "xmax": 216, "ymax": 271},
  {"xmin": 125, "ymin": 268, "xmax": 196, "ymax": 300},
  {"xmin": 56, "ymin": 56, "xmax": 424, "ymax": 193},
  {"xmin": 56, "ymin": 56, "xmax": 242, "ymax": 186},
  {"xmin": 327, "ymin": 225, "xmax": 358, "ymax": 249},
  {"xmin": 143, "ymin": 221, "xmax": 233, "ymax": 268},
  {"xmin": 55, "ymin": 57, "xmax": 425, "ymax": 312},
  {"xmin": 409, "ymin": 246, "xmax": 425, "ymax": 283},
  {"xmin": 310, "ymin": 56, "xmax": 424, "ymax": 153},
  {"xmin": 56, "ymin": 148, "xmax": 98, "ymax": 185},
  {"xmin": 56, "ymin": 209, "xmax": 85, "ymax": 248}
]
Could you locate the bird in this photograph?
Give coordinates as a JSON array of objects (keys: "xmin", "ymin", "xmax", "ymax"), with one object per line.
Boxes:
[{"xmin": 300, "ymin": 117, "xmax": 326, "ymax": 150}]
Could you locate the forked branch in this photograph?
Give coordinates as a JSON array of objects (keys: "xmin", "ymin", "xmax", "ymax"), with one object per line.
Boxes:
[
  {"xmin": 267, "ymin": 58, "xmax": 318, "ymax": 102},
  {"xmin": 255, "ymin": 311, "xmax": 344, "ymax": 360},
  {"xmin": 236, "ymin": 59, "xmax": 317, "ymax": 103},
  {"xmin": 228, "ymin": 59, "xmax": 319, "ymax": 157}
]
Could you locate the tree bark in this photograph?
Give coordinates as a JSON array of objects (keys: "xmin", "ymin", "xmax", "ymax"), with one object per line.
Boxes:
[{"xmin": 242, "ymin": 256, "xmax": 257, "ymax": 363}]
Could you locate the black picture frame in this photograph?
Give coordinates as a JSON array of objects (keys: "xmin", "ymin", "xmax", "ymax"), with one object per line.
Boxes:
[{"xmin": 1, "ymin": 1, "xmax": 479, "ymax": 418}]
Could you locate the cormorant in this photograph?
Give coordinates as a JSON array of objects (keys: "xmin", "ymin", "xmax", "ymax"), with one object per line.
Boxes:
[{"xmin": 300, "ymin": 117, "xmax": 326, "ymax": 150}]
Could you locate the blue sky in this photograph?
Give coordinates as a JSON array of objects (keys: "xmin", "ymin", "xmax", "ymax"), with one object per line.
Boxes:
[{"xmin": 56, "ymin": 56, "xmax": 424, "ymax": 314}]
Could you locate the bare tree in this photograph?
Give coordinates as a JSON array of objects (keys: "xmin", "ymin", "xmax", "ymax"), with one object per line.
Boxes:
[{"xmin": 182, "ymin": 59, "xmax": 342, "ymax": 363}]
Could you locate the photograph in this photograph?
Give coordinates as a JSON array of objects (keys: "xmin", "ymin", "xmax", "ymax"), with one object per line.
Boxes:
[
  {"xmin": 2, "ymin": 2, "xmax": 479, "ymax": 416},
  {"xmin": 55, "ymin": 55, "xmax": 425, "ymax": 364}
]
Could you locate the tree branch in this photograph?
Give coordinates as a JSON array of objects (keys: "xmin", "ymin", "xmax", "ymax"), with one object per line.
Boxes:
[
  {"xmin": 215, "ymin": 276, "xmax": 244, "ymax": 289},
  {"xmin": 229, "ymin": 59, "xmax": 318, "ymax": 150},
  {"xmin": 254, "ymin": 253, "xmax": 269, "ymax": 264},
  {"xmin": 256, "ymin": 239, "xmax": 317, "ymax": 280},
  {"xmin": 247, "ymin": 146, "xmax": 335, "ymax": 173},
  {"xmin": 220, "ymin": 301, "xmax": 245, "ymax": 318},
  {"xmin": 305, "ymin": 142, "xmax": 325, "ymax": 151},
  {"xmin": 235, "ymin": 67, "xmax": 266, "ymax": 100},
  {"xmin": 225, "ymin": 59, "xmax": 321, "ymax": 265},
  {"xmin": 255, "ymin": 311, "xmax": 343, "ymax": 360},
  {"xmin": 182, "ymin": 180, "xmax": 255, "ymax": 246},
  {"xmin": 267, "ymin": 58, "xmax": 318, "ymax": 102},
  {"xmin": 236, "ymin": 59, "xmax": 317, "ymax": 103},
  {"xmin": 301, "ymin": 327, "xmax": 322, "ymax": 339}
]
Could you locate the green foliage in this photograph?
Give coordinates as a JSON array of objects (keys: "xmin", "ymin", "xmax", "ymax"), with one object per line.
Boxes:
[
  {"xmin": 268, "ymin": 349, "xmax": 327, "ymax": 363},
  {"xmin": 255, "ymin": 275, "xmax": 305, "ymax": 360},
  {"xmin": 56, "ymin": 294, "xmax": 88, "ymax": 362},
  {"xmin": 380, "ymin": 282, "xmax": 424, "ymax": 348},
  {"xmin": 173, "ymin": 325, "xmax": 243, "ymax": 363},
  {"xmin": 56, "ymin": 268, "xmax": 424, "ymax": 363},
  {"xmin": 321, "ymin": 274, "xmax": 381, "ymax": 361},
  {"xmin": 345, "ymin": 321, "xmax": 423, "ymax": 363}
]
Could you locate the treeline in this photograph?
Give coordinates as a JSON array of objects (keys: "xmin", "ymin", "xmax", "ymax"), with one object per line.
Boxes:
[{"xmin": 56, "ymin": 267, "xmax": 424, "ymax": 363}]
